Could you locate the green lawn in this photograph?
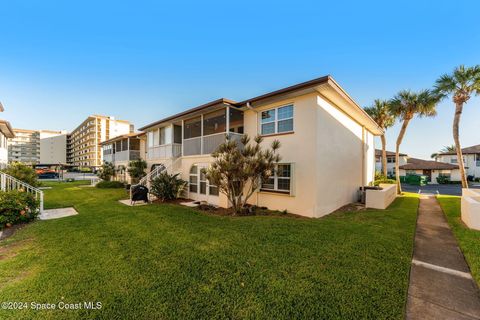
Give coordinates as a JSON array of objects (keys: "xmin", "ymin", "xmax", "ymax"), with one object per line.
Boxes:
[
  {"xmin": 437, "ymin": 195, "xmax": 480, "ymax": 285},
  {"xmin": 0, "ymin": 181, "xmax": 418, "ymax": 319}
]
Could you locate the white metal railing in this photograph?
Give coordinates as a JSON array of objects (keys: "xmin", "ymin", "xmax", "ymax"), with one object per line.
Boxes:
[
  {"xmin": 130, "ymin": 157, "xmax": 182, "ymax": 201},
  {"xmin": 0, "ymin": 172, "xmax": 44, "ymax": 213},
  {"xmin": 147, "ymin": 143, "xmax": 182, "ymax": 160}
]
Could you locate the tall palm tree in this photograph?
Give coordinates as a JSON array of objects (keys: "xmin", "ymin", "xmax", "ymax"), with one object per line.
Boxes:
[
  {"xmin": 440, "ymin": 145, "xmax": 457, "ymax": 153},
  {"xmin": 389, "ymin": 90, "xmax": 439, "ymax": 193},
  {"xmin": 364, "ymin": 100, "xmax": 395, "ymax": 176},
  {"xmin": 434, "ymin": 65, "xmax": 480, "ymax": 188}
]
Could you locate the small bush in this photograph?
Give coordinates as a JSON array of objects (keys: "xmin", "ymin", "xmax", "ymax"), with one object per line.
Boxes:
[
  {"xmin": 150, "ymin": 172, "xmax": 187, "ymax": 201},
  {"xmin": 0, "ymin": 191, "xmax": 40, "ymax": 228},
  {"xmin": 436, "ymin": 175, "xmax": 450, "ymax": 184},
  {"xmin": 2, "ymin": 162, "xmax": 38, "ymax": 187},
  {"xmin": 475, "ymin": 177, "xmax": 480, "ymax": 183},
  {"xmin": 98, "ymin": 162, "xmax": 115, "ymax": 181},
  {"xmin": 373, "ymin": 178, "xmax": 396, "ymax": 186},
  {"xmin": 96, "ymin": 181, "xmax": 125, "ymax": 189},
  {"xmin": 79, "ymin": 167, "xmax": 93, "ymax": 173}
]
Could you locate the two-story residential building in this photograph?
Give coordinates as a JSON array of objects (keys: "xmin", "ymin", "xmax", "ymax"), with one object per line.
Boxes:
[
  {"xmin": 436, "ymin": 144, "xmax": 480, "ymax": 179},
  {"xmin": 399, "ymin": 158, "xmax": 460, "ymax": 183},
  {"xmin": 101, "ymin": 133, "xmax": 145, "ymax": 182},
  {"xmin": 138, "ymin": 76, "xmax": 382, "ymax": 218},
  {"xmin": 0, "ymin": 103, "xmax": 15, "ymax": 169},
  {"xmin": 375, "ymin": 149, "xmax": 408, "ymax": 177}
]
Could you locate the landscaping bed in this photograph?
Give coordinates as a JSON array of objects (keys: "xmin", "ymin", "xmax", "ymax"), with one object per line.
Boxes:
[{"xmin": 0, "ymin": 181, "xmax": 418, "ymax": 319}]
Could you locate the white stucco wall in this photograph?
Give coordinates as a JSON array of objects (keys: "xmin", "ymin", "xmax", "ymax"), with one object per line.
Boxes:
[
  {"xmin": 315, "ymin": 95, "xmax": 375, "ymax": 217},
  {"xmin": 0, "ymin": 132, "xmax": 7, "ymax": 168}
]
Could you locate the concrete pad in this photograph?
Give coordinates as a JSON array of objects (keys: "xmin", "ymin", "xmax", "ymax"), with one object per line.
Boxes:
[
  {"xmin": 40, "ymin": 207, "xmax": 78, "ymax": 220},
  {"xmin": 118, "ymin": 199, "xmax": 148, "ymax": 206},
  {"xmin": 180, "ymin": 201, "xmax": 199, "ymax": 207}
]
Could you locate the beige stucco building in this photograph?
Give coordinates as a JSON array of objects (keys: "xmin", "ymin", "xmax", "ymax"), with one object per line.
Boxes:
[
  {"xmin": 137, "ymin": 76, "xmax": 382, "ymax": 218},
  {"xmin": 101, "ymin": 133, "xmax": 145, "ymax": 183},
  {"xmin": 39, "ymin": 130, "xmax": 68, "ymax": 164},
  {"xmin": 69, "ymin": 115, "xmax": 133, "ymax": 167},
  {"xmin": 0, "ymin": 104, "xmax": 15, "ymax": 169}
]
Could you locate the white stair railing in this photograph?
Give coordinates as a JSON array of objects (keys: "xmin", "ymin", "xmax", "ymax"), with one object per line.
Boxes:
[
  {"xmin": 130, "ymin": 157, "xmax": 183, "ymax": 201},
  {"xmin": 0, "ymin": 172, "xmax": 44, "ymax": 213}
]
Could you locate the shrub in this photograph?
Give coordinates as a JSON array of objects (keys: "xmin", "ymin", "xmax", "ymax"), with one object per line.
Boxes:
[
  {"xmin": 2, "ymin": 162, "xmax": 38, "ymax": 187},
  {"xmin": 436, "ymin": 175, "xmax": 450, "ymax": 184},
  {"xmin": 98, "ymin": 162, "xmax": 115, "ymax": 181},
  {"xmin": 79, "ymin": 167, "xmax": 93, "ymax": 173},
  {"xmin": 373, "ymin": 178, "xmax": 396, "ymax": 186},
  {"xmin": 0, "ymin": 191, "xmax": 40, "ymax": 228},
  {"xmin": 475, "ymin": 177, "xmax": 480, "ymax": 183},
  {"xmin": 96, "ymin": 181, "xmax": 125, "ymax": 189},
  {"xmin": 128, "ymin": 160, "xmax": 147, "ymax": 184},
  {"xmin": 205, "ymin": 135, "xmax": 281, "ymax": 215},
  {"xmin": 150, "ymin": 172, "xmax": 187, "ymax": 201}
]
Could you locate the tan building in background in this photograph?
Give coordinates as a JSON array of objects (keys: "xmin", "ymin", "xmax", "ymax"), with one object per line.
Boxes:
[
  {"xmin": 69, "ymin": 115, "xmax": 133, "ymax": 167},
  {"xmin": 39, "ymin": 130, "xmax": 68, "ymax": 164},
  {"xmin": 8, "ymin": 129, "xmax": 68, "ymax": 165},
  {"xmin": 8, "ymin": 129, "xmax": 40, "ymax": 164}
]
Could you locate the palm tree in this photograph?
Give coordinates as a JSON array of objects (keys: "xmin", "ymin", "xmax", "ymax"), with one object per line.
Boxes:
[
  {"xmin": 364, "ymin": 100, "xmax": 395, "ymax": 176},
  {"xmin": 434, "ymin": 65, "xmax": 480, "ymax": 188},
  {"xmin": 440, "ymin": 145, "xmax": 457, "ymax": 153},
  {"xmin": 431, "ymin": 145, "xmax": 456, "ymax": 160},
  {"xmin": 389, "ymin": 90, "xmax": 439, "ymax": 193}
]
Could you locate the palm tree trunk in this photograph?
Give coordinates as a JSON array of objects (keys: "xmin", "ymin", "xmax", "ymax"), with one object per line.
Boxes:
[
  {"xmin": 396, "ymin": 118, "xmax": 411, "ymax": 194},
  {"xmin": 453, "ymin": 102, "xmax": 468, "ymax": 188},
  {"xmin": 381, "ymin": 135, "xmax": 387, "ymax": 176}
]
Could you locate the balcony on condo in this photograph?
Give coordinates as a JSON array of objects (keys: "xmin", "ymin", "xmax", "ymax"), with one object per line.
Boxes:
[
  {"xmin": 145, "ymin": 102, "xmax": 244, "ymax": 160},
  {"xmin": 101, "ymin": 133, "xmax": 143, "ymax": 164}
]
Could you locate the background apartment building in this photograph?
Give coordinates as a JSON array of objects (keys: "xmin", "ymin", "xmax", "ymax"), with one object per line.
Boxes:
[
  {"xmin": 8, "ymin": 129, "xmax": 68, "ymax": 164},
  {"xmin": 8, "ymin": 129, "xmax": 40, "ymax": 164},
  {"xmin": 69, "ymin": 115, "xmax": 133, "ymax": 167},
  {"xmin": 39, "ymin": 130, "xmax": 68, "ymax": 164}
]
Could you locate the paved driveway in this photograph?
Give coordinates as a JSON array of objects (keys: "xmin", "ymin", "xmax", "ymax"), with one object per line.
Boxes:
[{"xmin": 401, "ymin": 183, "xmax": 480, "ymax": 196}]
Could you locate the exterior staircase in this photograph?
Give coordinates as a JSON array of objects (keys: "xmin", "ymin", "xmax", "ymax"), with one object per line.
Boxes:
[
  {"xmin": 130, "ymin": 157, "xmax": 182, "ymax": 201},
  {"xmin": 0, "ymin": 172, "xmax": 44, "ymax": 213}
]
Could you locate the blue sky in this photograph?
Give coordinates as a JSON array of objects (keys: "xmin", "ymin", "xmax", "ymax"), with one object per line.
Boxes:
[{"xmin": 0, "ymin": 0, "xmax": 479, "ymax": 159}]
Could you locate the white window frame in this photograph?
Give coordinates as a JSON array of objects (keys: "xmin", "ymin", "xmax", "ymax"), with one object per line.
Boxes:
[
  {"xmin": 260, "ymin": 104, "xmax": 294, "ymax": 135},
  {"xmin": 260, "ymin": 163, "xmax": 294, "ymax": 195}
]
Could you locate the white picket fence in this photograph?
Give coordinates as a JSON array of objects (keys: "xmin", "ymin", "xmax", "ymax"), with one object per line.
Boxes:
[{"xmin": 0, "ymin": 172, "xmax": 44, "ymax": 213}]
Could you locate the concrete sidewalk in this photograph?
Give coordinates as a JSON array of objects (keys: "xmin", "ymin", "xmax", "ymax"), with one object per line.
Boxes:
[{"xmin": 406, "ymin": 195, "xmax": 480, "ymax": 319}]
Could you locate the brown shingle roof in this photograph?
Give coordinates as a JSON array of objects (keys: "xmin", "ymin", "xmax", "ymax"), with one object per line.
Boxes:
[
  {"xmin": 375, "ymin": 149, "xmax": 407, "ymax": 157},
  {"xmin": 399, "ymin": 158, "xmax": 459, "ymax": 170},
  {"xmin": 139, "ymin": 76, "xmax": 383, "ymax": 135},
  {"xmin": 439, "ymin": 144, "xmax": 480, "ymax": 155}
]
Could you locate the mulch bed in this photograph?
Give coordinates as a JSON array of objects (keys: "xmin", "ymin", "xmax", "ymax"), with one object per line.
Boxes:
[
  {"xmin": 152, "ymin": 198, "xmax": 306, "ymax": 218},
  {"xmin": 0, "ymin": 222, "xmax": 30, "ymax": 241}
]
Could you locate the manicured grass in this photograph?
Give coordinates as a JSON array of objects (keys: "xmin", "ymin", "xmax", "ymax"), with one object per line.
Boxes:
[
  {"xmin": 437, "ymin": 195, "xmax": 480, "ymax": 285},
  {"xmin": 0, "ymin": 181, "xmax": 418, "ymax": 319}
]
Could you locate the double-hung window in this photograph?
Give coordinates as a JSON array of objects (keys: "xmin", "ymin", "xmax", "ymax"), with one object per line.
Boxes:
[
  {"xmin": 261, "ymin": 164, "xmax": 292, "ymax": 193},
  {"xmin": 261, "ymin": 105, "xmax": 293, "ymax": 135}
]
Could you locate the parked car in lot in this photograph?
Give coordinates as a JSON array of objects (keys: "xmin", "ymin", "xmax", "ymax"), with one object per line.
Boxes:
[{"xmin": 38, "ymin": 172, "xmax": 59, "ymax": 179}]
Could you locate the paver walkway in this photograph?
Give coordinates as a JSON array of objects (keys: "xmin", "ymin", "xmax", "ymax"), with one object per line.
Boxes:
[{"xmin": 406, "ymin": 195, "xmax": 480, "ymax": 319}]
